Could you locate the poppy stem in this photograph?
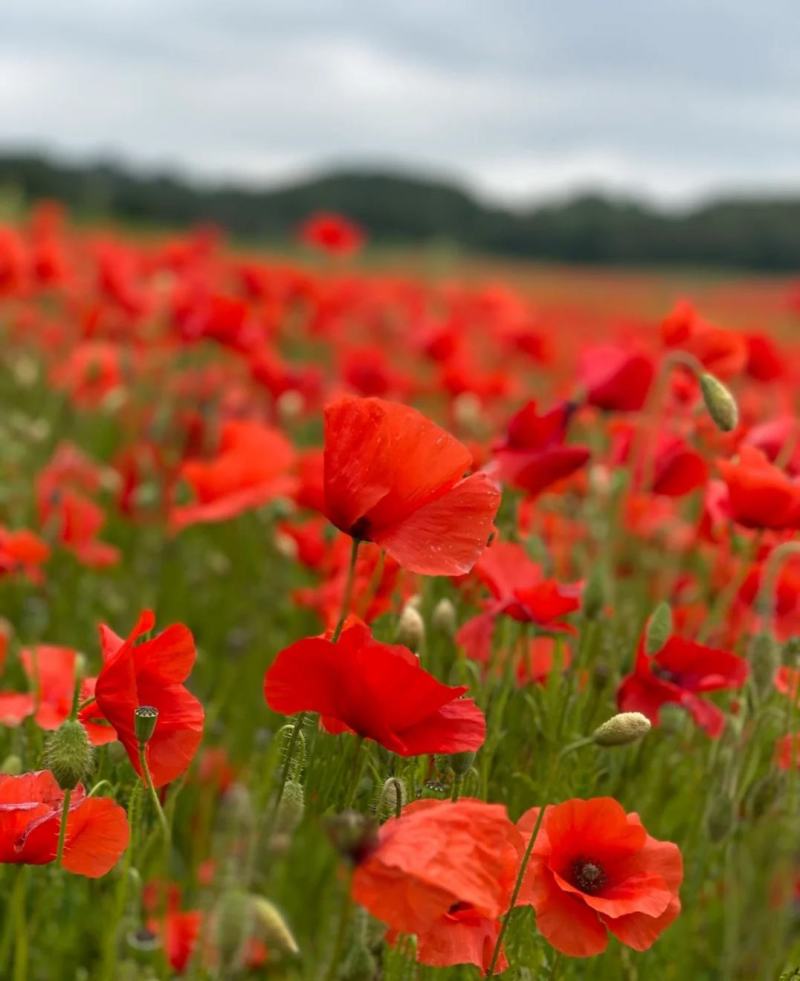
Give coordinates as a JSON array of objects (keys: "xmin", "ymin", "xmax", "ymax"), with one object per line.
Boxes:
[
  {"xmin": 332, "ymin": 538, "xmax": 360, "ymax": 643},
  {"xmin": 137, "ymin": 743, "xmax": 170, "ymax": 842},
  {"xmin": 55, "ymin": 788, "xmax": 72, "ymax": 868},
  {"xmin": 324, "ymin": 870, "xmax": 354, "ymax": 981},
  {"xmin": 76, "ymin": 695, "xmax": 95, "ymax": 713},
  {"xmin": 486, "ymin": 801, "xmax": 550, "ymax": 978}
]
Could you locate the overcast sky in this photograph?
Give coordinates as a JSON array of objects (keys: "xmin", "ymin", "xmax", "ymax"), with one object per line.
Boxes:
[{"xmin": 1, "ymin": 1, "xmax": 798, "ymax": 206}]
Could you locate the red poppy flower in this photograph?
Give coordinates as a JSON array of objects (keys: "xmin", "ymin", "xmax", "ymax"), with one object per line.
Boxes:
[
  {"xmin": 617, "ymin": 632, "xmax": 747, "ymax": 737},
  {"xmin": 264, "ymin": 620, "xmax": 485, "ymax": 756},
  {"xmin": 579, "ymin": 345, "xmax": 655, "ymax": 412},
  {"xmin": 717, "ymin": 446, "xmax": 800, "ymax": 531},
  {"xmin": 84, "ymin": 611, "xmax": 204, "ymax": 787},
  {"xmin": 489, "ymin": 400, "xmax": 590, "ymax": 497},
  {"xmin": 517, "ymin": 797, "xmax": 682, "ymax": 957},
  {"xmin": 352, "ymin": 798, "xmax": 522, "ymax": 972},
  {"xmin": 171, "ymin": 419, "xmax": 297, "ymax": 530},
  {"xmin": 0, "ymin": 771, "xmax": 129, "ymax": 877},
  {"xmin": 610, "ymin": 423, "xmax": 708, "ymax": 498},
  {"xmin": 0, "ymin": 526, "xmax": 50, "ymax": 582},
  {"xmin": 323, "ymin": 397, "xmax": 500, "ymax": 575},
  {"xmin": 298, "ymin": 212, "xmax": 364, "ymax": 256}
]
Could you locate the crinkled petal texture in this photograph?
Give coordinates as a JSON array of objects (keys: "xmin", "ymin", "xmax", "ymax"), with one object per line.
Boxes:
[
  {"xmin": 353, "ymin": 798, "xmax": 521, "ymax": 961},
  {"xmin": 323, "ymin": 397, "xmax": 500, "ymax": 575},
  {"xmin": 717, "ymin": 446, "xmax": 800, "ymax": 530},
  {"xmin": 517, "ymin": 798, "xmax": 682, "ymax": 957},
  {"xmin": 264, "ymin": 621, "xmax": 485, "ymax": 756},
  {"xmin": 0, "ymin": 771, "xmax": 128, "ymax": 876},
  {"xmin": 92, "ymin": 610, "xmax": 204, "ymax": 787}
]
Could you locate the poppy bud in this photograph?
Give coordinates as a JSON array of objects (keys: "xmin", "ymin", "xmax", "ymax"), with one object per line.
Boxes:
[
  {"xmin": 249, "ymin": 896, "xmax": 299, "ymax": 955},
  {"xmin": 276, "ymin": 389, "xmax": 305, "ymax": 426},
  {"xmin": 645, "ymin": 602, "xmax": 672, "ymax": 655},
  {"xmin": 0, "ymin": 754, "xmax": 22, "ymax": 775},
  {"xmin": 452, "ymin": 392, "xmax": 483, "ymax": 436},
  {"xmin": 277, "ymin": 724, "xmax": 306, "ymax": 782},
  {"xmin": 592, "ymin": 712, "xmax": 651, "ymax": 747},
  {"xmin": 706, "ymin": 792, "xmax": 736, "ymax": 842},
  {"xmin": 274, "ymin": 779, "xmax": 305, "ymax": 836},
  {"xmin": 581, "ymin": 565, "xmax": 606, "ymax": 620},
  {"xmin": 212, "ymin": 888, "xmax": 254, "ymax": 974},
  {"xmin": 751, "ymin": 632, "xmax": 779, "ymax": 697},
  {"xmin": 699, "ymin": 372, "xmax": 739, "ymax": 433},
  {"xmin": 377, "ymin": 777, "xmax": 406, "ymax": 820},
  {"xmin": 323, "ymin": 811, "xmax": 378, "ymax": 865},
  {"xmin": 43, "ymin": 719, "xmax": 93, "ymax": 790},
  {"xmin": 134, "ymin": 705, "xmax": 159, "ymax": 746},
  {"xmin": 395, "ymin": 604, "xmax": 425, "ymax": 654},
  {"xmin": 274, "ymin": 530, "xmax": 299, "ymax": 561},
  {"xmin": 431, "ymin": 597, "xmax": 457, "ymax": 638}
]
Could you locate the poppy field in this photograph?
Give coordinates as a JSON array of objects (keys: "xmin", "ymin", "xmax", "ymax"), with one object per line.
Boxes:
[{"xmin": 2, "ymin": 204, "xmax": 800, "ymax": 979}]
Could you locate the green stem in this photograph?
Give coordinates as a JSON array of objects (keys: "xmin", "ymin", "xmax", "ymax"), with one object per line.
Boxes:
[
  {"xmin": 332, "ymin": 538, "xmax": 360, "ymax": 643},
  {"xmin": 342, "ymin": 737, "xmax": 366, "ymax": 809},
  {"xmin": 486, "ymin": 802, "xmax": 550, "ymax": 977},
  {"xmin": 55, "ymin": 788, "xmax": 72, "ymax": 868},
  {"xmin": 325, "ymin": 873, "xmax": 354, "ymax": 981},
  {"xmin": 138, "ymin": 743, "xmax": 170, "ymax": 842}
]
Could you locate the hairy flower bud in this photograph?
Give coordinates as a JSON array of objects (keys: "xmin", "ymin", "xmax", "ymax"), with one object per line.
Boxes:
[
  {"xmin": 134, "ymin": 705, "xmax": 159, "ymax": 745},
  {"xmin": 274, "ymin": 779, "xmax": 305, "ymax": 836},
  {"xmin": 277, "ymin": 724, "xmax": 306, "ymax": 783},
  {"xmin": 592, "ymin": 712, "xmax": 651, "ymax": 747},
  {"xmin": 431, "ymin": 597, "xmax": 457, "ymax": 638},
  {"xmin": 43, "ymin": 719, "xmax": 93, "ymax": 790},
  {"xmin": 377, "ymin": 777, "xmax": 406, "ymax": 821},
  {"xmin": 249, "ymin": 896, "xmax": 299, "ymax": 955},
  {"xmin": 395, "ymin": 603, "xmax": 425, "ymax": 654},
  {"xmin": 751, "ymin": 632, "xmax": 779, "ymax": 698},
  {"xmin": 699, "ymin": 372, "xmax": 739, "ymax": 433},
  {"xmin": 645, "ymin": 602, "xmax": 672, "ymax": 655}
]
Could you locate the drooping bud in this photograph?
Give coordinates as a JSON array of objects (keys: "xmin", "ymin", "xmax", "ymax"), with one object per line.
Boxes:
[
  {"xmin": 134, "ymin": 705, "xmax": 159, "ymax": 745},
  {"xmin": 377, "ymin": 777, "xmax": 406, "ymax": 821},
  {"xmin": 249, "ymin": 896, "xmax": 299, "ymax": 956},
  {"xmin": 277, "ymin": 723, "xmax": 306, "ymax": 782},
  {"xmin": 592, "ymin": 712, "xmax": 651, "ymax": 748},
  {"xmin": 431, "ymin": 597, "xmax": 457, "ymax": 638},
  {"xmin": 43, "ymin": 719, "xmax": 93, "ymax": 790},
  {"xmin": 699, "ymin": 372, "xmax": 739, "ymax": 433},
  {"xmin": 645, "ymin": 602, "xmax": 672, "ymax": 655},
  {"xmin": 751, "ymin": 632, "xmax": 780, "ymax": 698},
  {"xmin": 274, "ymin": 779, "xmax": 305, "ymax": 836},
  {"xmin": 395, "ymin": 603, "xmax": 425, "ymax": 654}
]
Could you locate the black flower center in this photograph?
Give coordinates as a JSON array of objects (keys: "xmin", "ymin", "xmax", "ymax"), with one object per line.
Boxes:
[{"xmin": 572, "ymin": 859, "xmax": 607, "ymax": 893}]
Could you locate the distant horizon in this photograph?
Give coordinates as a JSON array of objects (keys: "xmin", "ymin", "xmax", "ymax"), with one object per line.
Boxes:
[{"xmin": 4, "ymin": 143, "xmax": 800, "ymax": 215}]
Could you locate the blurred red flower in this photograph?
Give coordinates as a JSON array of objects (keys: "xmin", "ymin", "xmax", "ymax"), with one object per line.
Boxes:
[
  {"xmin": 517, "ymin": 797, "xmax": 682, "ymax": 956},
  {"xmin": 323, "ymin": 397, "xmax": 500, "ymax": 575},
  {"xmin": 617, "ymin": 632, "xmax": 747, "ymax": 737},
  {"xmin": 0, "ymin": 771, "xmax": 128, "ymax": 877},
  {"xmin": 717, "ymin": 446, "xmax": 800, "ymax": 530},
  {"xmin": 352, "ymin": 798, "xmax": 522, "ymax": 972},
  {"xmin": 579, "ymin": 345, "xmax": 655, "ymax": 412},
  {"xmin": 298, "ymin": 212, "xmax": 364, "ymax": 256},
  {"xmin": 264, "ymin": 620, "xmax": 485, "ymax": 756}
]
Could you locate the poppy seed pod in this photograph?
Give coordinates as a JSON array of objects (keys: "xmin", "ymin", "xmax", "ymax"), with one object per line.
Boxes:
[
  {"xmin": 699, "ymin": 372, "xmax": 739, "ymax": 433},
  {"xmin": 645, "ymin": 602, "xmax": 672, "ymax": 656},
  {"xmin": 43, "ymin": 719, "xmax": 93, "ymax": 790},
  {"xmin": 395, "ymin": 603, "xmax": 425, "ymax": 654},
  {"xmin": 592, "ymin": 712, "xmax": 651, "ymax": 747},
  {"xmin": 134, "ymin": 705, "xmax": 159, "ymax": 745}
]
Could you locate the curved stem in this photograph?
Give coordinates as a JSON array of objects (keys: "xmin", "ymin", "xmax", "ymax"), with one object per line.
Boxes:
[
  {"xmin": 138, "ymin": 743, "xmax": 170, "ymax": 842},
  {"xmin": 332, "ymin": 538, "xmax": 360, "ymax": 643}
]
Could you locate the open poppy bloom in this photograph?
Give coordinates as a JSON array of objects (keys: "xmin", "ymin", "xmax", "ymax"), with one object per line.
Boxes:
[
  {"xmin": 517, "ymin": 797, "xmax": 682, "ymax": 957},
  {"xmin": 0, "ymin": 526, "xmax": 50, "ymax": 583},
  {"xmin": 489, "ymin": 400, "xmax": 590, "ymax": 498},
  {"xmin": 617, "ymin": 631, "xmax": 747, "ymax": 737},
  {"xmin": 84, "ymin": 610, "xmax": 204, "ymax": 787},
  {"xmin": 352, "ymin": 798, "xmax": 522, "ymax": 972},
  {"xmin": 0, "ymin": 771, "xmax": 129, "ymax": 877},
  {"xmin": 264, "ymin": 620, "xmax": 485, "ymax": 756},
  {"xmin": 717, "ymin": 446, "xmax": 800, "ymax": 531},
  {"xmin": 323, "ymin": 397, "xmax": 500, "ymax": 575},
  {"xmin": 578, "ymin": 344, "xmax": 655, "ymax": 412},
  {"xmin": 171, "ymin": 419, "xmax": 297, "ymax": 530}
]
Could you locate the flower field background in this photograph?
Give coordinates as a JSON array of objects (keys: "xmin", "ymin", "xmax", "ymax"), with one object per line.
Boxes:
[{"xmin": 0, "ymin": 204, "xmax": 800, "ymax": 979}]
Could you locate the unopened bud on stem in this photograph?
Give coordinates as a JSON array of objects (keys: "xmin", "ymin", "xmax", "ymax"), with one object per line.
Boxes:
[
  {"xmin": 592, "ymin": 712, "xmax": 651, "ymax": 747},
  {"xmin": 43, "ymin": 719, "xmax": 93, "ymax": 790},
  {"xmin": 699, "ymin": 372, "xmax": 739, "ymax": 433}
]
